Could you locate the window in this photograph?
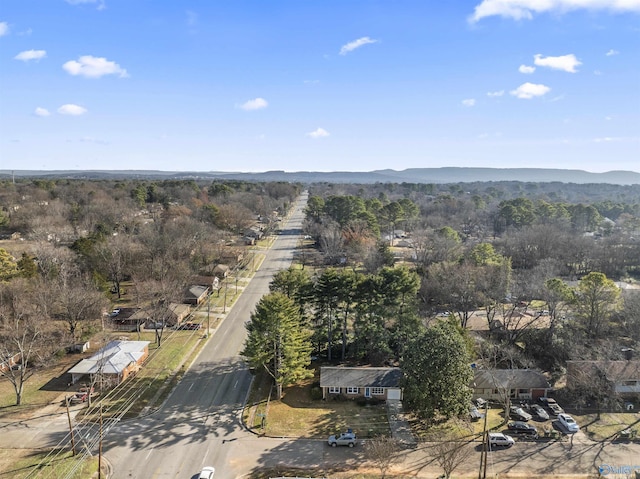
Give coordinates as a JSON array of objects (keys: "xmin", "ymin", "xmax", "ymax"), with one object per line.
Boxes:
[
  {"xmin": 371, "ymin": 387, "xmax": 385, "ymax": 395},
  {"xmin": 328, "ymin": 387, "xmax": 340, "ymax": 394},
  {"xmin": 623, "ymin": 380, "xmax": 638, "ymax": 386},
  {"xmin": 347, "ymin": 387, "xmax": 359, "ymax": 394},
  {"xmin": 518, "ymin": 389, "xmax": 529, "ymax": 395}
]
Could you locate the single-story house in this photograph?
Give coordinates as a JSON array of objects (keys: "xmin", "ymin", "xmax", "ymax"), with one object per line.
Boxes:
[
  {"xmin": 567, "ymin": 360, "xmax": 640, "ymax": 396},
  {"xmin": 472, "ymin": 369, "xmax": 551, "ymax": 402},
  {"xmin": 167, "ymin": 303, "xmax": 191, "ymax": 325},
  {"xmin": 111, "ymin": 307, "xmax": 144, "ymax": 332},
  {"xmin": 212, "ymin": 264, "xmax": 230, "ymax": 279},
  {"xmin": 185, "ymin": 285, "xmax": 209, "ymax": 305},
  {"xmin": 67, "ymin": 340, "xmax": 150, "ymax": 387},
  {"xmin": 244, "ymin": 227, "xmax": 264, "ymax": 240},
  {"xmin": 320, "ymin": 366, "xmax": 403, "ymax": 400}
]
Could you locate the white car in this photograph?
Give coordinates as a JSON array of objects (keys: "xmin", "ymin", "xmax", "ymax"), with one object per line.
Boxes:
[
  {"xmin": 488, "ymin": 432, "xmax": 515, "ymax": 448},
  {"xmin": 557, "ymin": 413, "xmax": 579, "ymax": 433},
  {"xmin": 198, "ymin": 466, "xmax": 215, "ymax": 479}
]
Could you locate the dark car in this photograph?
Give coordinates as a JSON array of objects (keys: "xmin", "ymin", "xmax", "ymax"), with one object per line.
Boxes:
[
  {"xmin": 177, "ymin": 322, "xmax": 201, "ymax": 330},
  {"xmin": 540, "ymin": 397, "xmax": 564, "ymax": 416},
  {"xmin": 507, "ymin": 421, "xmax": 539, "ymax": 439},
  {"xmin": 530, "ymin": 404, "xmax": 549, "ymax": 421},
  {"xmin": 509, "ymin": 406, "xmax": 532, "ymax": 421}
]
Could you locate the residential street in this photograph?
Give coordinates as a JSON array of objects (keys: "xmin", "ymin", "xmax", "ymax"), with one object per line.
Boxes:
[{"xmin": 1, "ymin": 192, "xmax": 639, "ymax": 478}]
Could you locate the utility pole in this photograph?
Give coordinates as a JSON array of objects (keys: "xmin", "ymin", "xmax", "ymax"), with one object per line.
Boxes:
[
  {"xmin": 206, "ymin": 297, "xmax": 211, "ymax": 338},
  {"xmin": 98, "ymin": 403, "xmax": 103, "ymax": 479},
  {"xmin": 65, "ymin": 396, "xmax": 76, "ymax": 456},
  {"xmin": 478, "ymin": 402, "xmax": 489, "ymax": 479},
  {"xmin": 223, "ymin": 285, "xmax": 228, "ymax": 313}
]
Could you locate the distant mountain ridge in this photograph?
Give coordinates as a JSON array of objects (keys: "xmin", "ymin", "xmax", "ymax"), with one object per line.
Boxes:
[{"xmin": 1, "ymin": 167, "xmax": 639, "ymax": 185}]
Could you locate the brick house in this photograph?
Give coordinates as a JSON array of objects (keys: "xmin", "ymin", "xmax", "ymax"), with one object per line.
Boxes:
[{"xmin": 320, "ymin": 366, "xmax": 403, "ymax": 400}]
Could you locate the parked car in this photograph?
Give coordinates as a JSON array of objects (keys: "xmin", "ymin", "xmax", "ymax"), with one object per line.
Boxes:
[
  {"xmin": 529, "ymin": 404, "xmax": 549, "ymax": 421},
  {"xmin": 540, "ymin": 397, "xmax": 564, "ymax": 416},
  {"xmin": 475, "ymin": 397, "xmax": 487, "ymax": 409},
  {"xmin": 198, "ymin": 466, "xmax": 215, "ymax": 479},
  {"xmin": 509, "ymin": 406, "xmax": 532, "ymax": 421},
  {"xmin": 488, "ymin": 432, "xmax": 515, "ymax": 448},
  {"xmin": 507, "ymin": 421, "xmax": 539, "ymax": 438},
  {"xmin": 557, "ymin": 413, "xmax": 580, "ymax": 433},
  {"xmin": 470, "ymin": 405, "xmax": 485, "ymax": 421},
  {"xmin": 328, "ymin": 430, "xmax": 357, "ymax": 447},
  {"xmin": 176, "ymin": 322, "xmax": 201, "ymax": 330},
  {"xmin": 109, "ymin": 308, "xmax": 121, "ymax": 317}
]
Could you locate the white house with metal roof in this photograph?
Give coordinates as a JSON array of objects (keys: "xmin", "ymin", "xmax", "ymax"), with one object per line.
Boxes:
[{"xmin": 68, "ymin": 340, "xmax": 150, "ymax": 386}]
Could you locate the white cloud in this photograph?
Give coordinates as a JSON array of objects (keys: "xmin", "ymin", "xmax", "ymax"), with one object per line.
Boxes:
[
  {"xmin": 14, "ymin": 49, "xmax": 46, "ymax": 61},
  {"xmin": 462, "ymin": 98, "xmax": 476, "ymax": 107},
  {"xmin": 594, "ymin": 137, "xmax": 622, "ymax": 142},
  {"xmin": 34, "ymin": 107, "xmax": 50, "ymax": 117},
  {"xmin": 606, "ymin": 49, "xmax": 620, "ymax": 56},
  {"xmin": 238, "ymin": 98, "xmax": 268, "ymax": 111},
  {"xmin": 63, "ymin": 55, "xmax": 128, "ymax": 78},
  {"xmin": 66, "ymin": 0, "xmax": 106, "ymax": 10},
  {"xmin": 339, "ymin": 37, "xmax": 378, "ymax": 55},
  {"xmin": 510, "ymin": 82, "xmax": 551, "ymax": 99},
  {"xmin": 57, "ymin": 104, "xmax": 87, "ymax": 115},
  {"xmin": 469, "ymin": 0, "xmax": 640, "ymax": 23},
  {"xmin": 519, "ymin": 64, "xmax": 536, "ymax": 74},
  {"xmin": 18, "ymin": 28, "xmax": 32, "ymax": 36},
  {"xmin": 594, "ymin": 70, "xmax": 603, "ymax": 75},
  {"xmin": 534, "ymin": 53, "xmax": 582, "ymax": 73},
  {"xmin": 487, "ymin": 90, "xmax": 504, "ymax": 97},
  {"xmin": 306, "ymin": 128, "xmax": 330, "ymax": 138},
  {"xmin": 0, "ymin": 22, "xmax": 9, "ymax": 36}
]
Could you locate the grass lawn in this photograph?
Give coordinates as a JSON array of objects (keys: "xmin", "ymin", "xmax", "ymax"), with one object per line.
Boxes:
[
  {"xmin": 246, "ymin": 370, "xmax": 390, "ymax": 439},
  {"xmin": 0, "ymin": 449, "xmax": 100, "ymax": 479},
  {"xmin": 0, "ymin": 353, "xmax": 87, "ymax": 417},
  {"xmin": 575, "ymin": 412, "xmax": 640, "ymax": 441},
  {"xmin": 88, "ymin": 329, "xmax": 204, "ymax": 419}
]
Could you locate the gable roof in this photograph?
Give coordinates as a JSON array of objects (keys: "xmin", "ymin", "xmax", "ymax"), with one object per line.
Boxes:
[
  {"xmin": 567, "ymin": 360, "xmax": 640, "ymax": 384},
  {"xmin": 320, "ymin": 367, "xmax": 401, "ymax": 388},
  {"xmin": 473, "ymin": 369, "xmax": 550, "ymax": 390},
  {"xmin": 68, "ymin": 340, "xmax": 149, "ymax": 376},
  {"xmin": 186, "ymin": 285, "xmax": 209, "ymax": 299}
]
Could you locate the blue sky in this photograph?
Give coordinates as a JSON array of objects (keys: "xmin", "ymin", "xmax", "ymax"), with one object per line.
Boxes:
[{"xmin": 1, "ymin": 0, "xmax": 639, "ymax": 173}]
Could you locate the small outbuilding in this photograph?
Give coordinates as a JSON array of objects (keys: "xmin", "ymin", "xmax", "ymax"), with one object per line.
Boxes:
[{"xmin": 185, "ymin": 285, "xmax": 210, "ymax": 305}]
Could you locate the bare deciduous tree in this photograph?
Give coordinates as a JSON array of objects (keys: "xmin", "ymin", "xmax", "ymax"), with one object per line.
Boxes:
[
  {"xmin": 0, "ymin": 280, "xmax": 60, "ymax": 405},
  {"xmin": 364, "ymin": 435, "xmax": 401, "ymax": 479},
  {"xmin": 431, "ymin": 432, "xmax": 472, "ymax": 479}
]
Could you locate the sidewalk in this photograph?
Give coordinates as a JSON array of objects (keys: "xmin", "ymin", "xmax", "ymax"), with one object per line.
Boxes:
[{"xmin": 387, "ymin": 399, "xmax": 417, "ymax": 446}]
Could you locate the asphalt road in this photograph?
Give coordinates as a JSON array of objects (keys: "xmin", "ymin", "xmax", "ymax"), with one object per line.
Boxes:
[
  {"xmin": 5, "ymin": 190, "xmax": 639, "ymax": 478},
  {"xmin": 103, "ymin": 193, "xmax": 309, "ymax": 479}
]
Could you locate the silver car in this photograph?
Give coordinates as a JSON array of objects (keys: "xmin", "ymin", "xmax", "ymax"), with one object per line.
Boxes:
[{"xmin": 328, "ymin": 431, "xmax": 357, "ymax": 447}]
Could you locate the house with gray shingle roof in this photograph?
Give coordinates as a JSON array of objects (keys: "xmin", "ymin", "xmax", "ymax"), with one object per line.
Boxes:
[
  {"xmin": 320, "ymin": 366, "xmax": 403, "ymax": 400},
  {"xmin": 567, "ymin": 360, "xmax": 640, "ymax": 397},
  {"xmin": 472, "ymin": 369, "xmax": 551, "ymax": 401}
]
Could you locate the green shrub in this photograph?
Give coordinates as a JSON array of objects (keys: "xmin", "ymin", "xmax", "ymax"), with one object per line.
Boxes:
[{"xmin": 310, "ymin": 386, "xmax": 323, "ymax": 400}]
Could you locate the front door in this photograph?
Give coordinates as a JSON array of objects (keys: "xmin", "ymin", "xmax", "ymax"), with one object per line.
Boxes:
[{"xmin": 364, "ymin": 387, "xmax": 371, "ymax": 398}]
